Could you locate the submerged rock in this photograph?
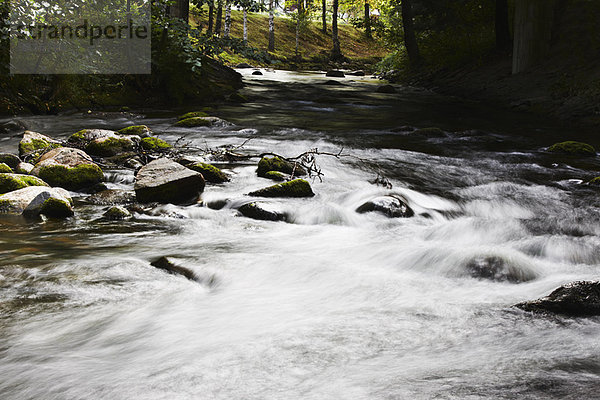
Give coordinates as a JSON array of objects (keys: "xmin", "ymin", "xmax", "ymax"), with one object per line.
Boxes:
[
  {"xmin": 252, "ymin": 70, "xmax": 263, "ymax": 75},
  {"xmin": 264, "ymin": 171, "xmax": 287, "ymax": 181},
  {"xmin": 0, "ymin": 163, "xmax": 11, "ymax": 173},
  {"xmin": 175, "ymin": 116, "xmax": 224, "ymax": 128},
  {"xmin": 0, "ymin": 186, "xmax": 73, "ymax": 218},
  {"xmin": 376, "ymin": 85, "xmax": 396, "ymax": 94},
  {"xmin": 348, "ymin": 70, "xmax": 366, "ymax": 76},
  {"xmin": 465, "ymin": 256, "xmax": 536, "ymax": 283},
  {"xmin": 257, "ymin": 156, "xmax": 306, "ymax": 178},
  {"xmin": 515, "ymin": 281, "xmax": 600, "ymax": 316},
  {"xmin": 589, "ymin": 177, "xmax": 600, "ymax": 185},
  {"xmin": 248, "ymin": 179, "xmax": 314, "ymax": 198},
  {"xmin": 356, "ymin": 195, "xmax": 414, "ymax": 218},
  {"xmin": 0, "ymin": 173, "xmax": 48, "ymax": 194},
  {"xmin": 103, "ymin": 206, "xmax": 132, "ymax": 220},
  {"xmin": 326, "ymin": 70, "xmax": 345, "ymax": 78},
  {"xmin": 134, "ymin": 158, "xmax": 205, "ymax": 204},
  {"xmin": 321, "ymin": 80, "xmax": 344, "ymax": 86},
  {"xmin": 238, "ymin": 202, "xmax": 286, "ymax": 221},
  {"xmin": 150, "ymin": 256, "xmax": 198, "ymax": 282},
  {"xmin": 32, "ymin": 147, "xmax": 104, "ymax": 191},
  {"xmin": 177, "ymin": 111, "xmax": 210, "ymax": 121},
  {"xmin": 118, "ymin": 125, "xmax": 151, "ymax": 137},
  {"xmin": 18, "ymin": 131, "xmax": 61, "ymax": 158},
  {"xmin": 0, "ymin": 153, "xmax": 21, "ymax": 169},
  {"xmin": 86, "ymin": 189, "xmax": 136, "ymax": 205},
  {"xmin": 188, "ymin": 162, "xmax": 229, "ymax": 183},
  {"xmin": 548, "ymin": 141, "xmax": 596, "ymax": 156}
]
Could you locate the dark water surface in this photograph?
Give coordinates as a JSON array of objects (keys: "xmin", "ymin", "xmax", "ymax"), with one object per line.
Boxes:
[{"xmin": 1, "ymin": 70, "xmax": 599, "ymax": 399}]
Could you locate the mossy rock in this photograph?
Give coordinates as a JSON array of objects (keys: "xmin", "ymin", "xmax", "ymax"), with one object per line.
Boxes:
[
  {"xmin": 0, "ymin": 163, "xmax": 12, "ymax": 173},
  {"xmin": 140, "ymin": 137, "xmax": 172, "ymax": 151},
  {"xmin": 118, "ymin": 125, "xmax": 151, "ymax": 137},
  {"xmin": 37, "ymin": 164, "xmax": 104, "ymax": 191},
  {"xmin": 0, "ymin": 153, "xmax": 21, "ymax": 169},
  {"xmin": 248, "ymin": 179, "xmax": 315, "ymax": 198},
  {"xmin": 264, "ymin": 171, "xmax": 287, "ymax": 181},
  {"xmin": 174, "ymin": 117, "xmax": 221, "ymax": 128},
  {"xmin": 86, "ymin": 137, "xmax": 136, "ymax": 157},
  {"xmin": 548, "ymin": 141, "xmax": 596, "ymax": 156},
  {"xmin": 177, "ymin": 111, "xmax": 209, "ymax": 121},
  {"xmin": 18, "ymin": 131, "xmax": 61, "ymax": 157},
  {"xmin": 188, "ymin": 162, "xmax": 229, "ymax": 183},
  {"xmin": 0, "ymin": 173, "xmax": 49, "ymax": 194},
  {"xmin": 39, "ymin": 197, "xmax": 74, "ymax": 218},
  {"xmin": 15, "ymin": 162, "xmax": 34, "ymax": 174},
  {"xmin": 589, "ymin": 177, "xmax": 600, "ymax": 185},
  {"xmin": 103, "ymin": 206, "xmax": 132, "ymax": 220},
  {"xmin": 238, "ymin": 202, "xmax": 286, "ymax": 221},
  {"xmin": 257, "ymin": 156, "xmax": 306, "ymax": 178}
]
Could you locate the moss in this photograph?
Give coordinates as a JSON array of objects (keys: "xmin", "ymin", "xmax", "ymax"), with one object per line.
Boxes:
[
  {"xmin": 548, "ymin": 141, "xmax": 596, "ymax": 156},
  {"xmin": 118, "ymin": 125, "xmax": 151, "ymax": 136},
  {"xmin": 174, "ymin": 117, "xmax": 213, "ymax": 127},
  {"xmin": 188, "ymin": 162, "xmax": 229, "ymax": 183},
  {"xmin": 257, "ymin": 156, "xmax": 306, "ymax": 177},
  {"xmin": 177, "ymin": 111, "xmax": 209, "ymax": 120},
  {"xmin": 248, "ymin": 178, "xmax": 315, "ymax": 198},
  {"xmin": 264, "ymin": 171, "xmax": 286, "ymax": 181},
  {"xmin": 0, "ymin": 163, "xmax": 11, "ymax": 173},
  {"xmin": 37, "ymin": 164, "xmax": 104, "ymax": 190},
  {"xmin": 590, "ymin": 177, "xmax": 600, "ymax": 185},
  {"xmin": 39, "ymin": 197, "xmax": 74, "ymax": 218},
  {"xmin": 86, "ymin": 137, "xmax": 134, "ymax": 157},
  {"xmin": 19, "ymin": 139, "xmax": 61, "ymax": 157},
  {"xmin": 0, "ymin": 173, "xmax": 48, "ymax": 194},
  {"xmin": 68, "ymin": 129, "xmax": 87, "ymax": 144},
  {"xmin": 140, "ymin": 137, "xmax": 172, "ymax": 151}
]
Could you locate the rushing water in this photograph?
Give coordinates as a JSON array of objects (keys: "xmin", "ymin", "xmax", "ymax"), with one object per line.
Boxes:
[{"xmin": 1, "ymin": 70, "xmax": 600, "ymax": 400}]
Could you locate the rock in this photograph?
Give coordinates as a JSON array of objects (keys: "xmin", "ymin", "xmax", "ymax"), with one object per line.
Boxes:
[
  {"xmin": 326, "ymin": 70, "xmax": 345, "ymax": 78},
  {"xmin": 0, "ymin": 173, "xmax": 49, "ymax": 194},
  {"xmin": 134, "ymin": 158, "xmax": 205, "ymax": 204},
  {"xmin": 18, "ymin": 131, "xmax": 61, "ymax": 157},
  {"xmin": 86, "ymin": 135, "xmax": 138, "ymax": 157},
  {"xmin": 0, "ymin": 153, "xmax": 21, "ymax": 169},
  {"xmin": 548, "ymin": 141, "xmax": 596, "ymax": 157},
  {"xmin": 412, "ymin": 127, "xmax": 446, "ymax": 138},
  {"xmin": 86, "ymin": 189, "xmax": 136, "ymax": 205},
  {"xmin": 140, "ymin": 137, "xmax": 172, "ymax": 151},
  {"xmin": 0, "ymin": 120, "xmax": 27, "ymax": 134},
  {"xmin": 264, "ymin": 171, "xmax": 287, "ymax": 181},
  {"xmin": 175, "ymin": 116, "xmax": 224, "ymax": 128},
  {"xmin": 118, "ymin": 125, "xmax": 151, "ymax": 137},
  {"xmin": 248, "ymin": 179, "xmax": 314, "ymax": 198},
  {"xmin": 150, "ymin": 256, "xmax": 198, "ymax": 282},
  {"xmin": 376, "ymin": 84, "xmax": 396, "ymax": 94},
  {"xmin": 238, "ymin": 202, "xmax": 286, "ymax": 221},
  {"xmin": 515, "ymin": 281, "xmax": 600, "ymax": 316},
  {"xmin": 321, "ymin": 80, "xmax": 344, "ymax": 86},
  {"xmin": 0, "ymin": 163, "xmax": 11, "ymax": 173},
  {"xmin": 252, "ymin": 70, "xmax": 263, "ymax": 75},
  {"xmin": 0, "ymin": 186, "xmax": 73, "ymax": 218},
  {"xmin": 68, "ymin": 129, "xmax": 118, "ymax": 146},
  {"xmin": 103, "ymin": 206, "xmax": 132, "ymax": 220},
  {"xmin": 188, "ymin": 162, "xmax": 229, "ymax": 183},
  {"xmin": 589, "ymin": 177, "xmax": 600, "ymax": 185},
  {"xmin": 177, "ymin": 111, "xmax": 209, "ymax": 121},
  {"xmin": 15, "ymin": 162, "xmax": 34, "ymax": 174},
  {"xmin": 356, "ymin": 195, "xmax": 414, "ymax": 218},
  {"xmin": 348, "ymin": 70, "xmax": 366, "ymax": 76},
  {"xmin": 236, "ymin": 63, "xmax": 252, "ymax": 69},
  {"xmin": 257, "ymin": 156, "xmax": 306, "ymax": 178},
  {"xmin": 465, "ymin": 256, "xmax": 535, "ymax": 283},
  {"xmin": 31, "ymin": 147, "xmax": 104, "ymax": 190},
  {"xmin": 205, "ymin": 199, "xmax": 228, "ymax": 210}
]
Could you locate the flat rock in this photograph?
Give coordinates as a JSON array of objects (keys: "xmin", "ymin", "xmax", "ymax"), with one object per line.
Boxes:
[
  {"xmin": 134, "ymin": 158, "xmax": 205, "ymax": 204},
  {"xmin": 515, "ymin": 281, "xmax": 600, "ymax": 316}
]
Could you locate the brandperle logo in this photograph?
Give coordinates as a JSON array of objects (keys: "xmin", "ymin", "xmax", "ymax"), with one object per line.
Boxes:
[{"xmin": 9, "ymin": 0, "xmax": 151, "ymax": 74}]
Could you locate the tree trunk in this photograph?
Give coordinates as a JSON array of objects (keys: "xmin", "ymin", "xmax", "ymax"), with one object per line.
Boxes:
[
  {"xmin": 208, "ymin": 0, "xmax": 214, "ymax": 34},
  {"xmin": 322, "ymin": 0, "xmax": 327, "ymax": 34},
  {"xmin": 243, "ymin": 8, "xmax": 248, "ymax": 43},
  {"xmin": 331, "ymin": 0, "xmax": 342, "ymax": 59},
  {"xmin": 495, "ymin": 0, "xmax": 510, "ymax": 51},
  {"xmin": 169, "ymin": 0, "xmax": 189, "ymax": 22},
  {"xmin": 512, "ymin": 0, "xmax": 557, "ymax": 74},
  {"xmin": 365, "ymin": 1, "xmax": 371, "ymax": 38},
  {"xmin": 295, "ymin": 0, "xmax": 302, "ymax": 57},
  {"xmin": 268, "ymin": 0, "xmax": 275, "ymax": 51},
  {"xmin": 215, "ymin": 0, "xmax": 223, "ymax": 35},
  {"xmin": 400, "ymin": 0, "xmax": 421, "ymax": 67},
  {"xmin": 224, "ymin": 0, "xmax": 232, "ymax": 38}
]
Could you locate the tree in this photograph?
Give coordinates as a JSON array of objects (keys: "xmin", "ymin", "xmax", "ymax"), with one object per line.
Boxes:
[
  {"xmin": 322, "ymin": 0, "xmax": 327, "ymax": 33},
  {"xmin": 331, "ymin": 0, "xmax": 342, "ymax": 60},
  {"xmin": 224, "ymin": 0, "xmax": 232, "ymax": 38},
  {"xmin": 215, "ymin": 0, "xmax": 223, "ymax": 34},
  {"xmin": 512, "ymin": 0, "xmax": 557, "ymax": 73},
  {"xmin": 208, "ymin": 0, "xmax": 215, "ymax": 33},
  {"xmin": 400, "ymin": 0, "xmax": 421, "ymax": 67},
  {"xmin": 364, "ymin": 0, "xmax": 371, "ymax": 38},
  {"xmin": 495, "ymin": 0, "xmax": 510, "ymax": 51},
  {"xmin": 269, "ymin": 0, "xmax": 276, "ymax": 50},
  {"xmin": 169, "ymin": 0, "xmax": 190, "ymax": 22}
]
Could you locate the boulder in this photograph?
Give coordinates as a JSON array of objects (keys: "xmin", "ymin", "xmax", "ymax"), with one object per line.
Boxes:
[
  {"xmin": 103, "ymin": 206, "xmax": 132, "ymax": 220},
  {"xmin": 252, "ymin": 70, "xmax": 263, "ymax": 76},
  {"xmin": 140, "ymin": 137, "xmax": 172, "ymax": 151},
  {"xmin": 86, "ymin": 189, "xmax": 136, "ymax": 205},
  {"xmin": 376, "ymin": 85, "xmax": 396, "ymax": 94},
  {"xmin": 188, "ymin": 162, "xmax": 229, "ymax": 183},
  {"xmin": 264, "ymin": 171, "xmax": 287, "ymax": 181},
  {"xmin": 0, "ymin": 186, "xmax": 73, "ymax": 218},
  {"xmin": 18, "ymin": 131, "xmax": 61, "ymax": 157},
  {"xmin": 348, "ymin": 70, "xmax": 366, "ymax": 76},
  {"xmin": 0, "ymin": 173, "xmax": 49, "ymax": 194},
  {"xmin": 134, "ymin": 158, "xmax": 205, "ymax": 204},
  {"xmin": 465, "ymin": 256, "xmax": 536, "ymax": 283},
  {"xmin": 69, "ymin": 129, "xmax": 139, "ymax": 157},
  {"xmin": 118, "ymin": 125, "xmax": 151, "ymax": 137},
  {"xmin": 257, "ymin": 156, "xmax": 306, "ymax": 178},
  {"xmin": 150, "ymin": 256, "xmax": 198, "ymax": 282},
  {"xmin": 248, "ymin": 179, "xmax": 314, "ymax": 198},
  {"xmin": 356, "ymin": 195, "xmax": 414, "ymax": 218},
  {"xmin": 515, "ymin": 281, "xmax": 600, "ymax": 316},
  {"xmin": 0, "ymin": 163, "xmax": 11, "ymax": 173},
  {"xmin": 238, "ymin": 202, "xmax": 286, "ymax": 222},
  {"xmin": 326, "ymin": 70, "xmax": 345, "ymax": 78},
  {"xmin": 31, "ymin": 147, "xmax": 104, "ymax": 190},
  {"xmin": 0, "ymin": 153, "xmax": 21, "ymax": 169},
  {"xmin": 177, "ymin": 111, "xmax": 209, "ymax": 121},
  {"xmin": 548, "ymin": 141, "xmax": 596, "ymax": 157},
  {"xmin": 68, "ymin": 129, "xmax": 117, "ymax": 146},
  {"xmin": 175, "ymin": 116, "xmax": 224, "ymax": 128},
  {"xmin": 15, "ymin": 162, "xmax": 34, "ymax": 174}
]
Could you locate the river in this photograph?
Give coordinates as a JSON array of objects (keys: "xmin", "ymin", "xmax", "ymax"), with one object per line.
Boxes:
[{"xmin": 0, "ymin": 70, "xmax": 599, "ymax": 399}]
